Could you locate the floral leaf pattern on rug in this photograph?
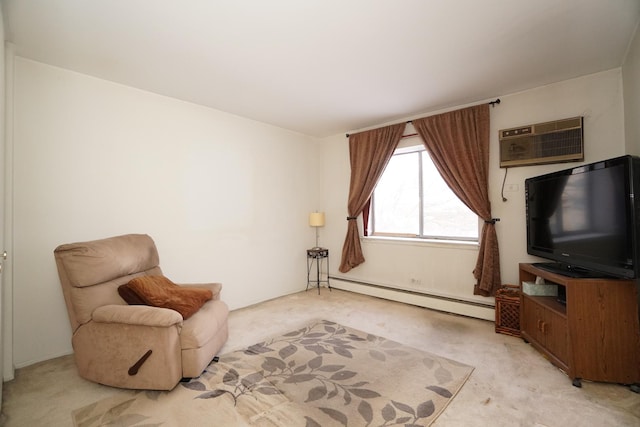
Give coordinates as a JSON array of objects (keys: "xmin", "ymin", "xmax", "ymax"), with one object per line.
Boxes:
[
  {"xmin": 73, "ymin": 320, "xmax": 474, "ymax": 427},
  {"xmin": 185, "ymin": 320, "xmax": 470, "ymax": 426},
  {"xmin": 427, "ymin": 384, "xmax": 454, "ymax": 398}
]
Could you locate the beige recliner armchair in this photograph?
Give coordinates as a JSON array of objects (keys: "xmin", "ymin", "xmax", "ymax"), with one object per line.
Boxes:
[{"xmin": 54, "ymin": 233, "xmax": 229, "ymax": 390}]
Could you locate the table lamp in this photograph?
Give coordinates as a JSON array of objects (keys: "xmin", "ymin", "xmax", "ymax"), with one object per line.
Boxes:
[{"xmin": 309, "ymin": 212, "xmax": 325, "ymax": 249}]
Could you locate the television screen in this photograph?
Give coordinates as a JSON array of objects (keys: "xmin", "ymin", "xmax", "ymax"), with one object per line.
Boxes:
[{"xmin": 525, "ymin": 155, "xmax": 639, "ymax": 278}]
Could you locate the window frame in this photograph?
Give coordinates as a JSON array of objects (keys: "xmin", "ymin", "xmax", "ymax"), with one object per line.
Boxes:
[{"xmin": 369, "ymin": 137, "xmax": 479, "ymax": 243}]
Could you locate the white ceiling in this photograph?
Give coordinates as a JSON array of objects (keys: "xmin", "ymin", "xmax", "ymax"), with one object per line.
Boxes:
[{"xmin": 2, "ymin": 1, "xmax": 639, "ymax": 137}]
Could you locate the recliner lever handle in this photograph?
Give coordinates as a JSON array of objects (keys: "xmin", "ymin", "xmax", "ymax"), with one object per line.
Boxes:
[{"xmin": 128, "ymin": 349, "xmax": 153, "ymax": 376}]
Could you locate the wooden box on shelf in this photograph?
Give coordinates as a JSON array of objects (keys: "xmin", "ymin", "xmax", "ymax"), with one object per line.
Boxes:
[
  {"xmin": 495, "ymin": 285, "xmax": 521, "ymax": 337},
  {"xmin": 519, "ymin": 263, "xmax": 640, "ymax": 387}
]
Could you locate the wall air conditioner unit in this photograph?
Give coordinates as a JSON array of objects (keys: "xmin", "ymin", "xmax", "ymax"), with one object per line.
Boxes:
[{"xmin": 499, "ymin": 117, "xmax": 583, "ymax": 168}]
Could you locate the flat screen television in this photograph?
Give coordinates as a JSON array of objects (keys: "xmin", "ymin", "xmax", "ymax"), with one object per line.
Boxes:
[{"xmin": 525, "ymin": 155, "xmax": 640, "ymax": 279}]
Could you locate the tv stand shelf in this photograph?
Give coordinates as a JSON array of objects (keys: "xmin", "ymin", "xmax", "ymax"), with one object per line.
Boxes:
[{"xmin": 519, "ymin": 263, "xmax": 640, "ymax": 387}]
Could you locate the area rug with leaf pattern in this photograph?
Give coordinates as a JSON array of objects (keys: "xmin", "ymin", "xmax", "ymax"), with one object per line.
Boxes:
[{"xmin": 73, "ymin": 320, "xmax": 474, "ymax": 426}]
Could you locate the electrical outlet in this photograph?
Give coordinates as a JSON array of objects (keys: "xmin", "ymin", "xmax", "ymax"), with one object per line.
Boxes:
[{"xmin": 410, "ymin": 278, "xmax": 422, "ymax": 285}]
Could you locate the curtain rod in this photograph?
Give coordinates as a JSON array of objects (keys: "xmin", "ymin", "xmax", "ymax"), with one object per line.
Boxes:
[{"xmin": 345, "ymin": 98, "xmax": 501, "ymax": 138}]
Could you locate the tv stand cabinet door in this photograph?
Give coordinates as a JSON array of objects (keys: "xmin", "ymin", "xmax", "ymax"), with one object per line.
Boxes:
[
  {"xmin": 521, "ymin": 295, "xmax": 545, "ymax": 345},
  {"xmin": 521, "ymin": 295, "xmax": 569, "ymax": 369},
  {"xmin": 543, "ymin": 308, "xmax": 568, "ymax": 365}
]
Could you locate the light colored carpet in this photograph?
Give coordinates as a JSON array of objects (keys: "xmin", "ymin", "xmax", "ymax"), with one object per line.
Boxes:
[
  {"xmin": 3, "ymin": 289, "xmax": 640, "ymax": 426},
  {"xmin": 72, "ymin": 320, "xmax": 473, "ymax": 426}
]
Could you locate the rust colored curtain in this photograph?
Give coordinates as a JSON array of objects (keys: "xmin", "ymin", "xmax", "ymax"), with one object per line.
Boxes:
[
  {"xmin": 339, "ymin": 123, "xmax": 406, "ymax": 273},
  {"xmin": 413, "ymin": 104, "xmax": 501, "ymax": 296}
]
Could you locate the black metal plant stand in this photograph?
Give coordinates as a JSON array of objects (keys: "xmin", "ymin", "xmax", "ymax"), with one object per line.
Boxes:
[{"xmin": 306, "ymin": 248, "xmax": 331, "ymax": 294}]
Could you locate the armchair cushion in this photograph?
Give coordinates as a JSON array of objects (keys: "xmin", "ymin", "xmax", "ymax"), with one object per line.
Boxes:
[{"xmin": 118, "ymin": 275, "xmax": 212, "ymax": 320}]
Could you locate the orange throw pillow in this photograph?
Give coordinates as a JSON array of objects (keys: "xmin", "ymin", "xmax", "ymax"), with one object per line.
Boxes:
[{"xmin": 118, "ymin": 275, "xmax": 212, "ymax": 319}]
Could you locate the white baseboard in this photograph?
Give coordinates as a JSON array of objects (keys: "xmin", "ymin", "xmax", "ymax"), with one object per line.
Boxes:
[{"xmin": 330, "ymin": 278, "xmax": 495, "ymax": 321}]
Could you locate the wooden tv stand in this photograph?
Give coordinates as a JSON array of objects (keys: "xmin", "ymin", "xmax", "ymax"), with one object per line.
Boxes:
[{"xmin": 519, "ymin": 263, "xmax": 640, "ymax": 387}]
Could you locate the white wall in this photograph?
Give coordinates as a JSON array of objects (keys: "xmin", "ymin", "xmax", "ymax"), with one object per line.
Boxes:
[
  {"xmin": 320, "ymin": 69, "xmax": 626, "ymax": 313},
  {"xmin": 9, "ymin": 57, "xmax": 320, "ymax": 368},
  {"xmin": 623, "ymin": 21, "xmax": 640, "ymax": 155}
]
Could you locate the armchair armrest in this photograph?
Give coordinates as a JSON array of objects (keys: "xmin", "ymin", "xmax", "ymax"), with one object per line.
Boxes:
[
  {"xmin": 93, "ymin": 304, "xmax": 183, "ymax": 327},
  {"xmin": 178, "ymin": 282, "xmax": 223, "ymax": 300}
]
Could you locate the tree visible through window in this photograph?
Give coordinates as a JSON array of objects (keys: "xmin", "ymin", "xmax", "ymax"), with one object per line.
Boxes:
[{"xmin": 370, "ymin": 142, "xmax": 479, "ymax": 241}]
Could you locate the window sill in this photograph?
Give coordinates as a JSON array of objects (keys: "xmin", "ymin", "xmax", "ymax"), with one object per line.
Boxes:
[{"xmin": 362, "ymin": 235, "xmax": 479, "ymax": 250}]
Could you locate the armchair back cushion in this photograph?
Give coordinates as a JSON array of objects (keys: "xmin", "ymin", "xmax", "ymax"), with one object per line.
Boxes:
[{"xmin": 55, "ymin": 234, "xmax": 161, "ymax": 332}]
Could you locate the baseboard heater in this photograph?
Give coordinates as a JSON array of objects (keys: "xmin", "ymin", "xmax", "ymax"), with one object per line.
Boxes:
[{"xmin": 329, "ymin": 276, "xmax": 495, "ymax": 322}]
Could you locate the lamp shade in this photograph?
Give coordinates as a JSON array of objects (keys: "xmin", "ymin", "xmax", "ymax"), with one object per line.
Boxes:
[{"xmin": 309, "ymin": 212, "xmax": 325, "ymax": 227}]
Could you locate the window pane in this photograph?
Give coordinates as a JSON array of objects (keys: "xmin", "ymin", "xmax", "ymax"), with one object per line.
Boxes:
[
  {"xmin": 421, "ymin": 151, "xmax": 478, "ymax": 239},
  {"xmin": 373, "ymin": 152, "xmax": 419, "ymax": 235}
]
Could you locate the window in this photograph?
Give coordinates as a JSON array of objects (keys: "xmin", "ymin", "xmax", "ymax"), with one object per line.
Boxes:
[{"xmin": 370, "ymin": 138, "xmax": 479, "ymax": 241}]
